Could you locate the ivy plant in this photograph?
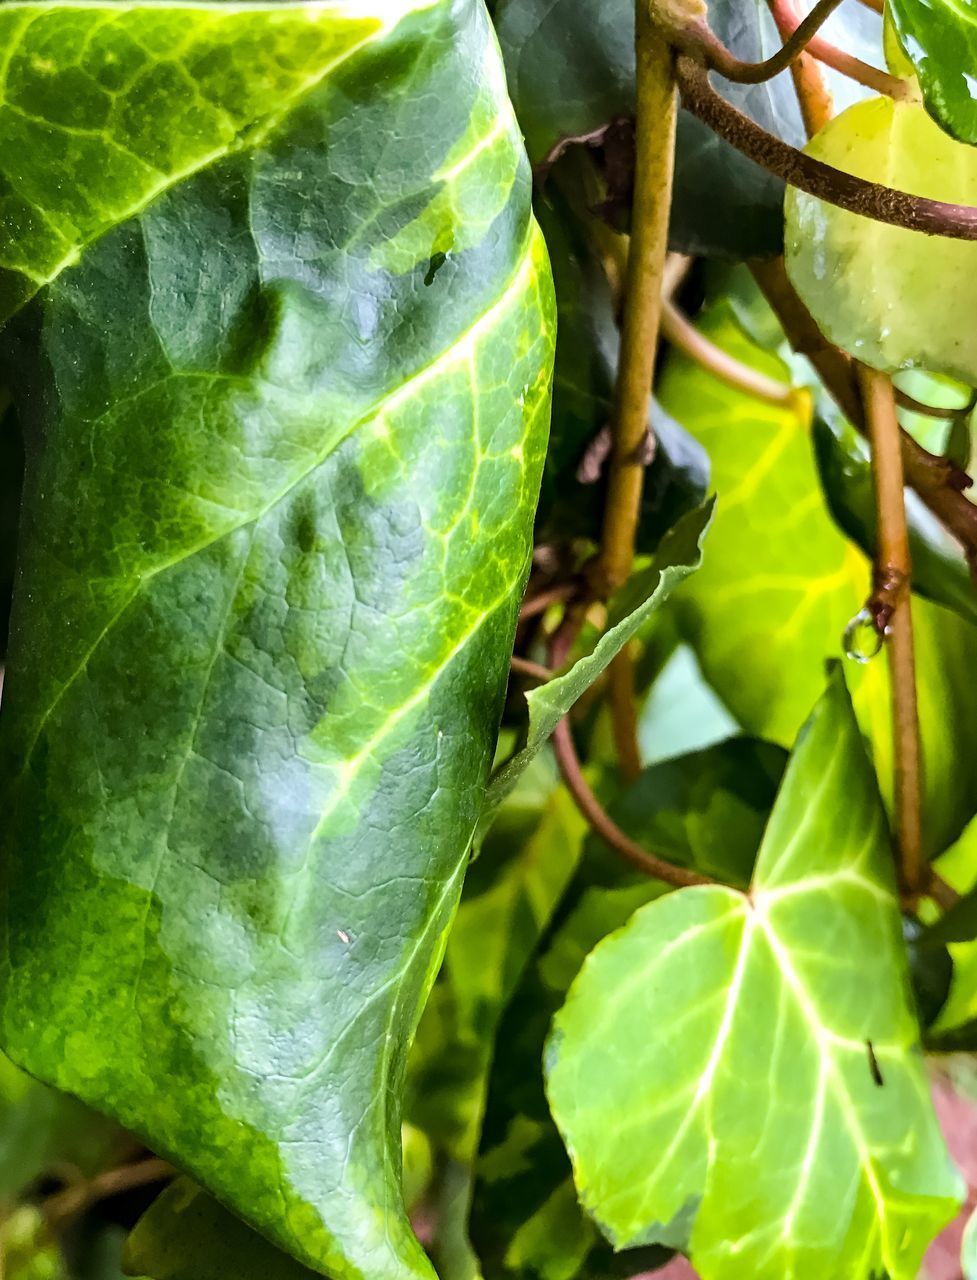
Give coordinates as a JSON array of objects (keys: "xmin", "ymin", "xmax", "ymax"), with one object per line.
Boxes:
[{"xmin": 2, "ymin": 2, "xmax": 977, "ymax": 1280}]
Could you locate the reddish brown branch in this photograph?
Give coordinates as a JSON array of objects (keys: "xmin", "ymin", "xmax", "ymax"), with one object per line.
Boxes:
[
  {"xmin": 677, "ymin": 57, "xmax": 977, "ymax": 241},
  {"xmin": 552, "ymin": 718, "xmax": 709, "ymax": 888}
]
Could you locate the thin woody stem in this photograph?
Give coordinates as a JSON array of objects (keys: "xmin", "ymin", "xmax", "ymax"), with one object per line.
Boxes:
[
  {"xmin": 676, "ymin": 57, "xmax": 977, "ymax": 241},
  {"xmin": 671, "ymin": 0, "xmax": 846, "ymax": 85},
  {"xmin": 768, "ymin": 0, "xmax": 906, "ymax": 99},
  {"xmin": 591, "ymin": 3, "xmax": 677, "ymax": 600},
  {"xmin": 859, "ymin": 368, "xmax": 923, "ymax": 899},
  {"xmin": 661, "ymin": 298, "xmax": 800, "ymax": 408},
  {"xmin": 552, "ymin": 718, "xmax": 709, "ymax": 888}
]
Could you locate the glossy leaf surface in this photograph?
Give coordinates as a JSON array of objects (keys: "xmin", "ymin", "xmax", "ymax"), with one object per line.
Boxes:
[
  {"xmin": 546, "ymin": 672, "xmax": 962, "ymax": 1279},
  {"xmin": 786, "ymin": 97, "xmax": 977, "ymax": 383},
  {"xmin": 0, "ymin": 4, "xmax": 554, "ymax": 1278},
  {"xmin": 888, "ymin": 0, "xmax": 977, "ymax": 143}
]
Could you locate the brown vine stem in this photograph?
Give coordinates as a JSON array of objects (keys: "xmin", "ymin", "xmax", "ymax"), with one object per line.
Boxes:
[
  {"xmin": 672, "ymin": 0, "xmax": 845, "ymax": 86},
  {"xmin": 661, "ymin": 298, "xmax": 800, "ymax": 408},
  {"xmin": 754, "ymin": 9, "xmax": 926, "ymax": 902},
  {"xmin": 607, "ymin": 653, "xmax": 643, "ymax": 782},
  {"xmin": 552, "ymin": 718, "xmax": 710, "ymax": 888},
  {"xmin": 591, "ymin": 3, "xmax": 677, "ymax": 600},
  {"xmin": 676, "ymin": 57, "xmax": 977, "ymax": 240},
  {"xmin": 590, "ymin": 0, "xmax": 677, "ymax": 784},
  {"xmin": 859, "ymin": 368, "xmax": 923, "ymax": 899},
  {"xmin": 44, "ymin": 1157, "xmax": 173, "ymax": 1230}
]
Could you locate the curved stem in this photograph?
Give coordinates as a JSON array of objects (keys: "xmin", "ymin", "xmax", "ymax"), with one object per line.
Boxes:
[
  {"xmin": 45, "ymin": 1158, "xmax": 173, "ymax": 1231},
  {"xmin": 677, "ymin": 57, "xmax": 977, "ymax": 241},
  {"xmin": 591, "ymin": 4, "xmax": 677, "ymax": 599},
  {"xmin": 661, "ymin": 298, "xmax": 799, "ymax": 407},
  {"xmin": 552, "ymin": 718, "xmax": 710, "ymax": 888},
  {"xmin": 673, "ymin": 0, "xmax": 845, "ymax": 86},
  {"xmin": 859, "ymin": 368, "xmax": 923, "ymax": 900},
  {"xmin": 768, "ymin": 0, "xmax": 907, "ymax": 99}
]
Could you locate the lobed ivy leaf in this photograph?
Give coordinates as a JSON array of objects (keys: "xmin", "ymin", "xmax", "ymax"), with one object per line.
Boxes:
[
  {"xmin": 786, "ymin": 97, "xmax": 977, "ymax": 384},
  {"xmin": 0, "ymin": 3, "xmax": 554, "ymax": 1278},
  {"xmin": 479, "ymin": 500, "xmax": 713, "ymax": 835},
  {"xmin": 470, "ymin": 737, "xmax": 782, "ymax": 1280},
  {"xmin": 546, "ymin": 669, "xmax": 963, "ymax": 1279},
  {"xmin": 659, "ymin": 303, "xmax": 977, "ymax": 858},
  {"xmin": 888, "ymin": 0, "xmax": 977, "ymax": 144}
]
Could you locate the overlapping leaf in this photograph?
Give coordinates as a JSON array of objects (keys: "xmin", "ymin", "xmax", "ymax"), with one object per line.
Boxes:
[
  {"xmin": 546, "ymin": 670, "xmax": 962, "ymax": 1279},
  {"xmin": 0, "ymin": 3, "xmax": 554, "ymax": 1278}
]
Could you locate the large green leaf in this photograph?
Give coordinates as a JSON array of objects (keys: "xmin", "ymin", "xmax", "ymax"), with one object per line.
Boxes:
[
  {"xmin": 888, "ymin": 0, "xmax": 977, "ymax": 144},
  {"xmin": 659, "ymin": 303, "xmax": 977, "ymax": 857},
  {"xmin": 0, "ymin": 4, "xmax": 554, "ymax": 1279},
  {"xmin": 545, "ymin": 670, "xmax": 962, "ymax": 1279},
  {"xmin": 786, "ymin": 97, "xmax": 977, "ymax": 383}
]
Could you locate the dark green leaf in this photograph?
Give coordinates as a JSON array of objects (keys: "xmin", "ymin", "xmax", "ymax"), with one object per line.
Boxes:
[
  {"xmin": 813, "ymin": 408, "xmax": 977, "ymax": 627},
  {"xmin": 534, "ymin": 191, "xmax": 709, "ymax": 550},
  {"xmin": 494, "ymin": 0, "xmax": 804, "ymax": 257},
  {"xmin": 888, "ymin": 0, "xmax": 977, "ymax": 144},
  {"xmin": 903, "ymin": 916, "xmax": 953, "ymax": 1030},
  {"xmin": 597, "ymin": 737, "xmax": 787, "ymax": 889},
  {"xmin": 125, "ymin": 1181, "xmax": 316, "ymax": 1280},
  {"xmin": 0, "ymin": 5, "xmax": 554, "ymax": 1279},
  {"xmin": 0, "ymin": 399, "xmax": 21, "ymax": 657},
  {"xmin": 546, "ymin": 669, "xmax": 962, "ymax": 1278}
]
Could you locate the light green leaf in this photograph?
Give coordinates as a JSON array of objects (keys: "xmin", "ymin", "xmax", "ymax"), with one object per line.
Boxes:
[
  {"xmin": 888, "ymin": 0, "xmax": 977, "ymax": 143},
  {"xmin": 480, "ymin": 501, "xmax": 713, "ymax": 834},
  {"xmin": 637, "ymin": 643, "xmax": 739, "ymax": 767},
  {"xmin": 545, "ymin": 669, "xmax": 962, "ymax": 1279},
  {"xmin": 659, "ymin": 303, "xmax": 977, "ymax": 857},
  {"xmin": 0, "ymin": 4, "xmax": 554, "ymax": 1279},
  {"xmin": 786, "ymin": 96, "xmax": 977, "ymax": 383}
]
